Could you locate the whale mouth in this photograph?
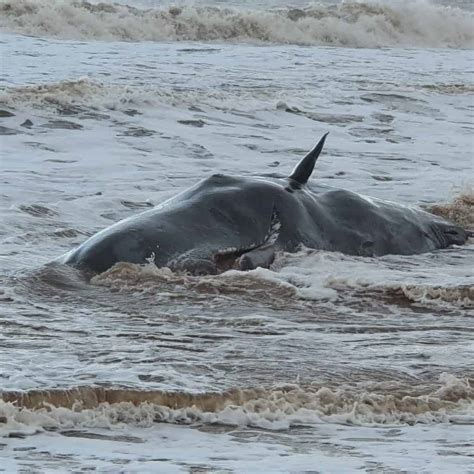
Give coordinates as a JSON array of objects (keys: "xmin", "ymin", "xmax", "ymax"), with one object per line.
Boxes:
[{"xmin": 214, "ymin": 207, "xmax": 281, "ymax": 273}]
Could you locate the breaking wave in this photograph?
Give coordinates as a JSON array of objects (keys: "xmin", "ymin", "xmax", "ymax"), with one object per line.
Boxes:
[
  {"xmin": 428, "ymin": 190, "xmax": 474, "ymax": 229},
  {"xmin": 90, "ymin": 251, "xmax": 474, "ymax": 310},
  {"xmin": 2, "ymin": 77, "xmax": 473, "ymax": 117},
  {"xmin": 1, "ymin": 373, "xmax": 472, "ymax": 436},
  {"xmin": 0, "ymin": 79, "xmax": 149, "ymax": 112},
  {"xmin": 0, "ymin": 78, "xmax": 280, "ymax": 113},
  {"xmin": 0, "ymin": 0, "xmax": 473, "ymax": 48},
  {"xmin": 394, "ymin": 284, "xmax": 473, "ymax": 307}
]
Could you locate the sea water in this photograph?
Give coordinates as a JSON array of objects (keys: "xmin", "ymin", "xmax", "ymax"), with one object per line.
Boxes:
[{"xmin": 0, "ymin": 0, "xmax": 473, "ymax": 472}]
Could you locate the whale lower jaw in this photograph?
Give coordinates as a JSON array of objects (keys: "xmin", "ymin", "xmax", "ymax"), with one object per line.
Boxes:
[
  {"xmin": 213, "ymin": 207, "xmax": 281, "ymax": 273},
  {"xmin": 213, "ymin": 241, "xmax": 277, "ymax": 273},
  {"xmin": 164, "ymin": 207, "xmax": 282, "ymax": 274}
]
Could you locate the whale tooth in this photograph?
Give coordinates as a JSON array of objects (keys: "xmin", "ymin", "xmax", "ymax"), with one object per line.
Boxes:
[
  {"xmin": 145, "ymin": 251, "xmax": 156, "ymax": 264},
  {"xmin": 216, "ymin": 246, "xmax": 239, "ymax": 255}
]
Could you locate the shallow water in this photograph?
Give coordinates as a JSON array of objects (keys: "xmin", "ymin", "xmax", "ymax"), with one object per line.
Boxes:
[{"xmin": 1, "ymin": 0, "xmax": 473, "ymax": 472}]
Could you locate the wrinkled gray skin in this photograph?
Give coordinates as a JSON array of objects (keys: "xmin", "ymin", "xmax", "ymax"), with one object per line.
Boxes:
[{"xmin": 61, "ymin": 134, "xmax": 468, "ymax": 275}]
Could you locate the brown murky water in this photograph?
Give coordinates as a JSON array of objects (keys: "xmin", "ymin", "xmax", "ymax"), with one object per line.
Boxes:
[{"xmin": 1, "ymin": 3, "xmax": 473, "ymax": 469}]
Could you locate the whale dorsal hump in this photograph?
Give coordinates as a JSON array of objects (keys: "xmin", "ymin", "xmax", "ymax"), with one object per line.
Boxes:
[{"xmin": 288, "ymin": 132, "xmax": 329, "ymax": 186}]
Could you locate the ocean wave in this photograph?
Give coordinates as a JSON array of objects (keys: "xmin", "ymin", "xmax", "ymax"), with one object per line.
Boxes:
[
  {"xmin": 90, "ymin": 232, "xmax": 474, "ymax": 310},
  {"xmin": 2, "ymin": 77, "xmax": 472, "ymax": 118},
  {"xmin": 0, "ymin": 79, "xmax": 150, "ymax": 112},
  {"xmin": 264, "ymin": 252, "xmax": 474, "ymax": 309},
  {"xmin": 418, "ymin": 83, "xmax": 474, "ymax": 94},
  {"xmin": 0, "ymin": 0, "xmax": 473, "ymax": 48},
  {"xmin": 428, "ymin": 190, "xmax": 474, "ymax": 229},
  {"xmin": 91, "ymin": 261, "xmax": 299, "ymax": 308},
  {"xmin": 0, "ymin": 373, "xmax": 472, "ymax": 436},
  {"xmin": 0, "ymin": 78, "xmax": 280, "ymax": 113},
  {"xmin": 394, "ymin": 284, "xmax": 473, "ymax": 307}
]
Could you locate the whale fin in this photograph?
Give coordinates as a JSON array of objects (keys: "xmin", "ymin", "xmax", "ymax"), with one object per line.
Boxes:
[{"xmin": 288, "ymin": 132, "xmax": 329, "ymax": 186}]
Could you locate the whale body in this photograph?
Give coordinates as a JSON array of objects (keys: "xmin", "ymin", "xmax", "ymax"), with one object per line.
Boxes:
[{"xmin": 61, "ymin": 134, "xmax": 468, "ymax": 274}]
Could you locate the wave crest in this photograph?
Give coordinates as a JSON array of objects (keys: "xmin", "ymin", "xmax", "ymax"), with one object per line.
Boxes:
[
  {"xmin": 1, "ymin": 374, "xmax": 472, "ymax": 435},
  {"xmin": 0, "ymin": 79, "xmax": 108, "ymax": 111},
  {"xmin": 91, "ymin": 246, "xmax": 474, "ymax": 310},
  {"xmin": 0, "ymin": 0, "xmax": 473, "ymax": 48},
  {"xmin": 428, "ymin": 190, "xmax": 474, "ymax": 229}
]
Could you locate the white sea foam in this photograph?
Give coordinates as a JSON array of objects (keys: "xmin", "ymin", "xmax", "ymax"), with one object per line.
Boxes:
[
  {"xmin": 0, "ymin": 79, "xmax": 152, "ymax": 111},
  {"xmin": 0, "ymin": 0, "xmax": 472, "ymax": 48},
  {"xmin": 262, "ymin": 245, "xmax": 474, "ymax": 308},
  {"xmin": 0, "ymin": 373, "xmax": 472, "ymax": 436},
  {"xmin": 1, "ymin": 76, "xmax": 472, "ymax": 119},
  {"xmin": 90, "ymin": 238, "xmax": 474, "ymax": 309},
  {"xmin": 0, "ymin": 77, "xmax": 283, "ymax": 114}
]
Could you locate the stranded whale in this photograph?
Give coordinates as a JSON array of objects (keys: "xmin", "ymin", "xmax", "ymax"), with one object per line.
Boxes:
[{"xmin": 61, "ymin": 134, "xmax": 468, "ymax": 274}]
